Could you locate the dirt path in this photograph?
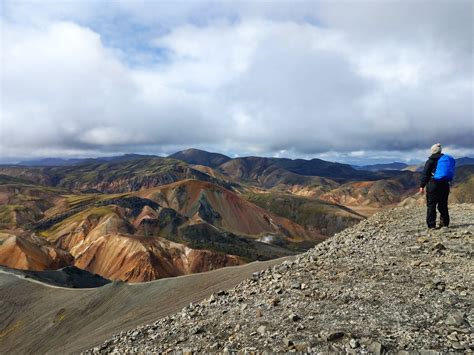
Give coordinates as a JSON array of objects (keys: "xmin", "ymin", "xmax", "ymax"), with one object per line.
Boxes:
[{"xmin": 0, "ymin": 257, "xmax": 292, "ymax": 354}]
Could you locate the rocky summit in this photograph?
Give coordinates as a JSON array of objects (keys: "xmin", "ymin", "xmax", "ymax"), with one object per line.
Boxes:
[{"xmin": 88, "ymin": 204, "xmax": 473, "ymax": 353}]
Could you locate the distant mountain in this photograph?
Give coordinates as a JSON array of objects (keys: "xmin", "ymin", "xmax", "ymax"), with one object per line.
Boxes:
[
  {"xmin": 320, "ymin": 171, "xmax": 421, "ymax": 208},
  {"xmin": 357, "ymin": 157, "xmax": 474, "ymax": 172},
  {"xmin": 0, "ymin": 157, "xmax": 234, "ymax": 193},
  {"xmin": 169, "ymin": 148, "xmax": 231, "ymax": 168},
  {"xmin": 16, "ymin": 154, "xmax": 159, "ymax": 167},
  {"xmin": 356, "ymin": 162, "xmax": 409, "ymax": 171},
  {"xmin": 268, "ymin": 157, "xmax": 366, "ymax": 179},
  {"xmin": 168, "ymin": 149, "xmax": 379, "ymax": 181},
  {"xmin": 217, "ymin": 155, "xmax": 398, "ymax": 183},
  {"xmin": 217, "ymin": 157, "xmax": 337, "ymax": 194},
  {"xmin": 17, "ymin": 157, "xmax": 84, "ymax": 166},
  {"xmin": 457, "ymin": 157, "xmax": 474, "ymax": 166}
]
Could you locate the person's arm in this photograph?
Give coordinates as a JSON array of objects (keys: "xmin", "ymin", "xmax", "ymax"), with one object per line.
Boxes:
[{"xmin": 420, "ymin": 159, "xmax": 434, "ymax": 191}]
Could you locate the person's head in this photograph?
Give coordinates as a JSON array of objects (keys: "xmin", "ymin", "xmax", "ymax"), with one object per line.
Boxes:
[{"xmin": 431, "ymin": 143, "xmax": 442, "ymax": 155}]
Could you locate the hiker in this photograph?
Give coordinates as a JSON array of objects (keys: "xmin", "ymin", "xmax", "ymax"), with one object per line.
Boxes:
[{"xmin": 419, "ymin": 143, "xmax": 456, "ymax": 229}]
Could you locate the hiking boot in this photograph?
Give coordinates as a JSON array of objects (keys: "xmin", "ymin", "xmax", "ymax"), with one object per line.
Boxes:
[{"xmin": 439, "ymin": 217, "xmax": 449, "ymax": 228}]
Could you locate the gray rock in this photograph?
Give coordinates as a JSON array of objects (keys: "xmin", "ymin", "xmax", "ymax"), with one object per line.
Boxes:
[
  {"xmin": 289, "ymin": 313, "xmax": 301, "ymax": 322},
  {"xmin": 367, "ymin": 341, "xmax": 382, "ymax": 355},
  {"xmin": 451, "ymin": 341, "xmax": 464, "ymax": 350},
  {"xmin": 283, "ymin": 338, "xmax": 294, "ymax": 348},
  {"xmin": 349, "ymin": 338, "xmax": 359, "ymax": 348},
  {"xmin": 291, "ymin": 282, "xmax": 301, "ymax": 289},
  {"xmin": 293, "ymin": 341, "xmax": 309, "ymax": 351},
  {"xmin": 433, "ymin": 242, "xmax": 446, "ymax": 251},
  {"xmin": 327, "ymin": 331, "xmax": 345, "ymax": 341},
  {"xmin": 446, "ymin": 312, "xmax": 465, "ymax": 326}
]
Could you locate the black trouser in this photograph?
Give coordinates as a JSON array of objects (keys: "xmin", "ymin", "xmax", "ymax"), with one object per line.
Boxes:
[{"xmin": 426, "ymin": 180, "xmax": 450, "ymax": 228}]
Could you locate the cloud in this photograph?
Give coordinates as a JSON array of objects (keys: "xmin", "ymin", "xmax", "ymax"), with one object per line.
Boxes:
[{"xmin": 0, "ymin": 1, "xmax": 473, "ymax": 163}]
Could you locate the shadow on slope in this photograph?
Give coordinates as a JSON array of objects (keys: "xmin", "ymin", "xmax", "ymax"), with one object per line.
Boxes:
[
  {"xmin": 0, "ymin": 265, "xmax": 110, "ymax": 288},
  {"xmin": 0, "ymin": 257, "xmax": 291, "ymax": 354}
]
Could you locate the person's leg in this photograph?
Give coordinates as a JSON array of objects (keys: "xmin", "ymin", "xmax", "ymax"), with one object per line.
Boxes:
[
  {"xmin": 438, "ymin": 183, "xmax": 450, "ymax": 227},
  {"xmin": 426, "ymin": 191, "xmax": 437, "ymax": 228}
]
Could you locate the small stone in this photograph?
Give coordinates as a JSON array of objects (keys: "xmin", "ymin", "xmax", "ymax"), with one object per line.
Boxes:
[
  {"xmin": 446, "ymin": 312, "xmax": 465, "ymax": 326},
  {"xmin": 433, "ymin": 242, "xmax": 446, "ymax": 251},
  {"xmin": 349, "ymin": 338, "xmax": 359, "ymax": 348},
  {"xmin": 447, "ymin": 332, "xmax": 458, "ymax": 341},
  {"xmin": 283, "ymin": 338, "xmax": 294, "ymax": 348},
  {"xmin": 367, "ymin": 341, "xmax": 382, "ymax": 355},
  {"xmin": 289, "ymin": 313, "xmax": 301, "ymax": 322},
  {"xmin": 291, "ymin": 282, "xmax": 301, "ymax": 289},
  {"xmin": 296, "ymin": 324, "xmax": 305, "ymax": 331},
  {"xmin": 411, "ymin": 260, "xmax": 422, "ymax": 267},
  {"xmin": 190, "ymin": 326, "xmax": 203, "ymax": 335},
  {"xmin": 257, "ymin": 325, "xmax": 267, "ymax": 336},
  {"xmin": 327, "ymin": 331, "xmax": 345, "ymax": 341},
  {"xmin": 293, "ymin": 341, "xmax": 308, "ymax": 351},
  {"xmin": 269, "ymin": 297, "xmax": 280, "ymax": 307},
  {"xmin": 451, "ymin": 341, "xmax": 464, "ymax": 350},
  {"xmin": 209, "ymin": 342, "xmax": 220, "ymax": 351}
]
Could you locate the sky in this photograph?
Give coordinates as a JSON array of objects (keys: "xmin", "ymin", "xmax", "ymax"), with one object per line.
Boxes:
[{"xmin": 0, "ymin": 0, "xmax": 473, "ymax": 165}]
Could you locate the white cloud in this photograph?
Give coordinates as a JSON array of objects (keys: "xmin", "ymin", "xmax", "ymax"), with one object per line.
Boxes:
[{"xmin": 0, "ymin": 1, "xmax": 473, "ymax": 162}]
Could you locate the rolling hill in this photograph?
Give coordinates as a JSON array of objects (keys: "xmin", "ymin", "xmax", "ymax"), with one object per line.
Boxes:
[{"xmin": 319, "ymin": 171, "xmax": 420, "ymax": 208}]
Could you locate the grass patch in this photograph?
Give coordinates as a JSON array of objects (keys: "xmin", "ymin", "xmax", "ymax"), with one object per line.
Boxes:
[
  {"xmin": 53, "ymin": 309, "xmax": 66, "ymax": 324},
  {"xmin": 243, "ymin": 192, "xmax": 363, "ymax": 236}
]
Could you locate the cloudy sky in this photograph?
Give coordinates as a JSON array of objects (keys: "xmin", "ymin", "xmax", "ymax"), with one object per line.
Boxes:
[{"xmin": 1, "ymin": 0, "xmax": 473, "ymax": 164}]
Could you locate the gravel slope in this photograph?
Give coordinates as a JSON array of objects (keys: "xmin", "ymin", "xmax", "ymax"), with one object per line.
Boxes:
[
  {"xmin": 89, "ymin": 204, "xmax": 474, "ymax": 353},
  {"xmin": 0, "ymin": 257, "xmax": 290, "ymax": 354}
]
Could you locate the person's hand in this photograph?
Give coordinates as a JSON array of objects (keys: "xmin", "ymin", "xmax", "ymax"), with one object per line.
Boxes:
[{"xmin": 419, "ymin": 187, "xmax": 424, "ymax": 194}]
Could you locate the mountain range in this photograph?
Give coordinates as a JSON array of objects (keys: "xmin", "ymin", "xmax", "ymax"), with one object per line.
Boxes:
[{"xmin": 0, "ymin": 148, "xmax": 473, "ymax": 283}]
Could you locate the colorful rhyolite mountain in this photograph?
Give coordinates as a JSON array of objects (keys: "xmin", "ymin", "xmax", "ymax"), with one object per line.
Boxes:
[{"xmin": 0, "ymin": 150, "xmax": 472, "ymax": 282}]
